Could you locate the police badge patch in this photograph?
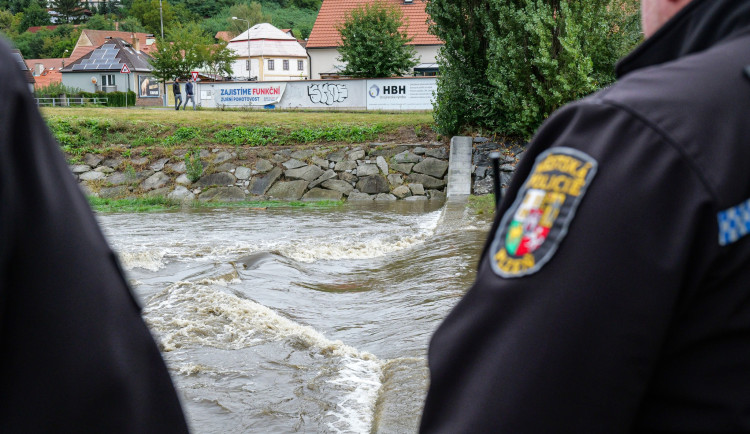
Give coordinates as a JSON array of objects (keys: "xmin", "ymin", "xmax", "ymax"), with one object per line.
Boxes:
[{"xmin": 490, "ymin": 147, "xmax": 597, "ymax": 278}]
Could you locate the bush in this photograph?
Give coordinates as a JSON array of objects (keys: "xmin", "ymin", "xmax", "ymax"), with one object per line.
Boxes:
[
  {"xmin": 427, "ymin": 0, "xmax": 640, "ymax": 138},
  {"xmin": 184, "ymin": 149, "xmax": 203, "ymax": 182}
]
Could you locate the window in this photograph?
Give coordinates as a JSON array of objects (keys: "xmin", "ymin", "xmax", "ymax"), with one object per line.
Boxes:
[
  {"xmin": 283, "ymin": 60, "xmax": 289, "ymax": 71},
  {"xmin": 268, "ymin": 59, "xmax": 274, "ymax": 70},
  {"xmin": 297, "ymin": 60, "xmax": 304, "ymax": 71},
  {"xmin": 101, "ymin": 74, "xmax": 115, "ymax": 86}
]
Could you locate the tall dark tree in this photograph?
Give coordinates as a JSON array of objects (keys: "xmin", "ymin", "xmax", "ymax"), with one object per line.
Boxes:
[
  {"xmin": 336, "ymin": 1, "xmax": 418, "ymax": 78},
  {"xmin": 50, "ymin": 0, "xmax": 85, "ymax": 23},
  {"xmin": 19, "ymin": 0, "xmax": 50, "ymax": 31},
  {"xmin": 426, "ymin": 0, "xmax": 640, "ymax": 137}
]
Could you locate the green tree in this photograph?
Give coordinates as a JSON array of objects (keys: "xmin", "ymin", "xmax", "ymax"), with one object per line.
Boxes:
[
  {"xmin": 50, "ymin": 0, "xmax": 85, "ymax": 23},
  {"xmin": 202, "ymin": 40, "xmax": 236, "ymax": 79},
  {"xmin": 119, "ymin": 16, "xmax": 146, "ymax": 32},
  {"xmin": 83, "ymin": 13, "xmax": 115, "ymax": 30},
  {"xmin": 0, "ymin": 8, "xmax": 17, "ymax": 36},
  {"xmin": 150, "ymin": 22, "xmax": 208, "ymax": 82},
  {"xmin": 128, "ymin": 0, "xmax": 174, "ymax": 34},
  {"xmin": 19, "ymin": 0, "xmax": 49, "ymax": 31},
  {"xmin": 336, "ymin": 1, "xmax": 418, "ymax": 78},
  {"xmin": 426, "ymin": 0, "xmax": 640, "ymax": 137},
  {"xmin": 226, "ymin": 2, "xmax": 267, "ymax": 36}
]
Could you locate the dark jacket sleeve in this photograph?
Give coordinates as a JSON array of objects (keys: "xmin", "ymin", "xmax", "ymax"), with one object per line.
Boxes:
[
  {"xmin": 0, "ymin": 39, "xmax": 189, "ymax": 433},
  {"xmin": 420, "ymin": 100, "xmax": 718, "ymax": 433}
]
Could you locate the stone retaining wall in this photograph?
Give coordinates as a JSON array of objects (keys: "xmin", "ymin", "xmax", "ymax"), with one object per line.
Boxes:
[
  {"xmin": 71, "ymin": 143, "xmax": 451, "ymax": 202},
  {"xmin": 470, "ymin": 137, "xmax": 527, "ymax": 197}
]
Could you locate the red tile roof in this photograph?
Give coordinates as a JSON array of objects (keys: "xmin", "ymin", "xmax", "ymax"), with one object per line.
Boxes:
[
  {"xmin": 215, "ymin": 31, "xmax": 233, "ymax": 42},
  {"xmin": 306, "ymin": 0, "xmax": 441, "ymax": 48},
  {"xmin": 33, "ymin": 69, "xmax": 63, "ymax": 88}
]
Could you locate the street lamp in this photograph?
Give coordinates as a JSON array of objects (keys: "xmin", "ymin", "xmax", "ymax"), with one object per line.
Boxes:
[
  {"xmin": 159, "ymin": 0, "xmax": 164, "ymax": 38},
  {"xmin": 232, "ymin": 17, "xmax": 251, "ymax": 81}
]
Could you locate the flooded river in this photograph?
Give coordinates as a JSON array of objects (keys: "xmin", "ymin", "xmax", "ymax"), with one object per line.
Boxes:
[{"xmin": 97, "ymin": 201, "xmax": 492, "ymax": 433}]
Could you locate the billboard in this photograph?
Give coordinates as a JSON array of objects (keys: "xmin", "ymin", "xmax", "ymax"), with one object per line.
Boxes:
[
  {"xmin": 138, "ymin": 75, "xmax": 160, "ymax": 98},
  {"xmin": 365, "ymin": 78, "xmax": 436, "ymax": 110},
  {"xmin": 214, "ymin": 83, "xmax": 287, "ymax": 106}
]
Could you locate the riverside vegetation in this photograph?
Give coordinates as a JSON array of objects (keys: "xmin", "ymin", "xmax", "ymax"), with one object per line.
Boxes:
[{"xmin": 47, "ymin": 108, "xmax": 450, "ymax": 212}]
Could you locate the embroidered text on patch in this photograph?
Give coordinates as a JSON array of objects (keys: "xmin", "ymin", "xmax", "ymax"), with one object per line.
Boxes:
[
  {"xmin": 490, "ymin": 147, "xmax": 597, "ymax": 278},
  {"xmin": 718, "ymin": 198, "xmax": 750, "ymax": 246}
]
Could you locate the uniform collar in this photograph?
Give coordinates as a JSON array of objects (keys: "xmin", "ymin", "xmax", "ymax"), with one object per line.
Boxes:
[{"xmin": 616, "ymin": 0, "xmax": 750, "ymax": 77}]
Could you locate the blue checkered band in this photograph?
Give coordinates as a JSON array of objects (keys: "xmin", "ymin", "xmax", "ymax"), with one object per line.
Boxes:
[{"xmin": 718, "ymin": 198, "xmax": 750, "ymax": 246}]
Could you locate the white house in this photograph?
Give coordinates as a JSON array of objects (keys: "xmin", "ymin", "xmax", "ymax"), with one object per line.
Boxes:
[
  {"xmin": 227, "ymin": 23, "xmax": 309, "ymax": 81},
  {"xmin": 305, "ymin": 0, "xmax": 443, "ymax": 79}
]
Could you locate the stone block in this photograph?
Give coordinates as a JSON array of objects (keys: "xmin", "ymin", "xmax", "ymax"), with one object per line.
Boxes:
[
  {"xmin": 255, "ymin": 159, "xmax": 274, "ymax": 173},
  {"xmin": 249, "ymin": 167, "xmax": 282, "ymax": 195},
  {"xmin": 235, "ymin": 166, "xmax": 252, "ymax": 180},
  {"xmin": 195, "ymin": 172, "xmax": 236, "ymax": 188},
  {"xmin": 267, "ymin": 180, "xmax": 309, "ymax": 200},
  {"xmin": 141, "ymin": 171, "xmax": 170, "ymax": 191},
  {"xmin": 406, "ymin": 173, "xmax": 446, "ymax": 189},
  {"xmin": 356, "ymin": 163, "xmax": 379, "ymax": 177},
  {"xmin": 374, "ymin": 193, "xmax": 397, "ymax": 201},
  {"xmin": 283, "ymin": 158, "xmax": 307, "ymax": 169},
  {"xmin": 356, "ymin": 175, "xmax": 390, "ymax": 194},
  {"xmin": 347, "ymin": 192, "xmax": 373, "ymax": 201},
  {"xmin": 285, "ymin": 165, "xmax": 324, "ymax": 182},
  {"xmin": 392, "ymin": 185, "xmax": 411, "ymax": 199},
  {"xmin": 413, "ymin": 157, "xmax": 449, "ymax": 178},
  {"xmin": 198, "ymin": 186, "xmax": 246, "ymax": 202},
  {"xmin": 302, "ymin": 188, "xmax": 343, "ymax": 201},
  {"xmin": 408, "ymin": 183, "xmax": 425, "ymax": 195},
  {"xmin": 321, "ymin": 179, "xmax": 354, "ymax": 195}
]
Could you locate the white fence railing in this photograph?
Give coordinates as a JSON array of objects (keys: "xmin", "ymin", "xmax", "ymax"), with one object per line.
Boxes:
[{"xmin": 35, "ymin": 97, "xmax": 108, "ymax": 107}]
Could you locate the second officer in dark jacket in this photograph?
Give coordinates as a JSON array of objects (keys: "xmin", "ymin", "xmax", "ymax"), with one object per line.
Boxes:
[{"xmin": 422, "ymin": 0, "xmax": 750, "ymax": 431}]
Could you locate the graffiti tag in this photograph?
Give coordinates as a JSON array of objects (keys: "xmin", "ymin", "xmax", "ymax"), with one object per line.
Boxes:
[{"xmin": 308, "ymin": 83, "xmax": 348, "ymax": 105}]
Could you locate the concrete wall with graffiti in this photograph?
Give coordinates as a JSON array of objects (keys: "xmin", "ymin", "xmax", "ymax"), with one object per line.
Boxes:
[{"xmin": 194, "ymin": 77, "xmax": 436, "ymax": 111}]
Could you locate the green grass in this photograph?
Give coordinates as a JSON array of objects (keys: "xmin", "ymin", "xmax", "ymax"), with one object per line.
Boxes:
[
  {"xmin": 42, "ymin": 108, "xmax": 436, "ymax": 153},
  {"xmin": 88, "ymin": 197, "xmax": 345, "ymax": 213},
  {"xmin": 468, "ymin": 194, "xmax": 497, "ymax": 215}
]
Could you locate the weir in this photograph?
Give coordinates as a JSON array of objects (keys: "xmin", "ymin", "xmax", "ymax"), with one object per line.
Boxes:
[{"xmin": 446, "ymin": 136, "xmax": 473, "ymax": 200}]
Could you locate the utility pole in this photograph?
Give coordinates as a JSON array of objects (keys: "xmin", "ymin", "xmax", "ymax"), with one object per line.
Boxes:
[{"xmin": 232, "ymin": 17, "xmax": 251, "ymax": 81}]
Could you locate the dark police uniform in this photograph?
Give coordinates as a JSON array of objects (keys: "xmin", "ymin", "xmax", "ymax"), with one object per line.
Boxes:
[
  {"xmin": 0, "ymin": 39, "xmax": 189, "ymax": 433},
  {"xmin": 421, "ymin": 0, "xmax": 750, "ymax": 432}
]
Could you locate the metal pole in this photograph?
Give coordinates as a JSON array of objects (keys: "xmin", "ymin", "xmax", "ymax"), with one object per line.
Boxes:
[
  {"xmin": 490, "ymin": 152, "xmax": 501, "ymax": 209},
  {"xmin": 159, "ymin": 0, "xmax": 164, "ymax": 38},
  {"xmin": 232, "ymin": 17, "xmax": 251, "ymax": 81}
]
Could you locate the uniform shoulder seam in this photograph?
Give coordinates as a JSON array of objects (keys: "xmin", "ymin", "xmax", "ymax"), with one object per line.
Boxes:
[{"xmin": 584, "ymin": 98, "xmax": 719, "ymax": 202}]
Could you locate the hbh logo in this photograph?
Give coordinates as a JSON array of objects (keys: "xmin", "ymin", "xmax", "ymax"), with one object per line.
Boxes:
[{"xmin": 369, "ymin": 85, "xmax": 380, "ymax": 98}]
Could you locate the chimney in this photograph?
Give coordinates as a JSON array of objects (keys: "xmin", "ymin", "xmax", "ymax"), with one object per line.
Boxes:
[{"xmin": 131, "ymin": 33, "xmax": 140, "ymax": 51}]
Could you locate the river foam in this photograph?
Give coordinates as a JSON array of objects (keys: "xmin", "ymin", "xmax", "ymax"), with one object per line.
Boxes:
[{"xmin": 144, "ymin": 280, "xmax": 384, "ymax": 432}]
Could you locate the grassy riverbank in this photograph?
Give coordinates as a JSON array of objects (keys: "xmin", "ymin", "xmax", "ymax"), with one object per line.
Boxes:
[
  {"xmin": 89, "ymin": 197, "xmax": 345, "ymax": 213},
  {"xmin": 41, "ymin": 107, "xmax": 437, "ymax": 159}
]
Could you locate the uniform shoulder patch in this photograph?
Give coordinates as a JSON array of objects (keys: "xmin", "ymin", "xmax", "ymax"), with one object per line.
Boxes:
[{"xmin": 490, "ymin": 147, "xmax": 597, "ymax": 278}]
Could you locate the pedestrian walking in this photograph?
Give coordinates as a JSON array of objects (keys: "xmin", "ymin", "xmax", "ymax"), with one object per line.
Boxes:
[
  {"xmin": 183, "ymin": 78, "xmax": 196, "ymax": 110},
  {"xmin": 173, "ymin": 78, "xmax": 182, "ymax": 111}
]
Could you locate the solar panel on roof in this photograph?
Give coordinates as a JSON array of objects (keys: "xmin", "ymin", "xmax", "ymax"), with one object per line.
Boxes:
[{"xmin": 102, "ymin": 44, "xmax": 115, "ymax": 49}]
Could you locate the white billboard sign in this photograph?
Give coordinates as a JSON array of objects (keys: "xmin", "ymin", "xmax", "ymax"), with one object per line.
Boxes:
[
  {"xmin": 214, "ymin": 83, "xmax": 287, "ymax": 106},
  {"xmin": 365, "ymin": 78, "xmax": 436, "ymax": 110}
]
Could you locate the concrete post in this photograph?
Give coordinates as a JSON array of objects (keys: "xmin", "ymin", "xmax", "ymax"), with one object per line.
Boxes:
[{"xmin": 446, "ymin": 136, "xmax": 473, "ymax": 200}]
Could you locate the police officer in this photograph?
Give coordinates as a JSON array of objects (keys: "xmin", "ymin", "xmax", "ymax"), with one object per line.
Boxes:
[
  {"xmin": 421, "ymin": 0, "xmax": 750, "ymax": 431},
  {"xmin": 0, "ymin": 38, "xmax": 189, "ymax": 433}
]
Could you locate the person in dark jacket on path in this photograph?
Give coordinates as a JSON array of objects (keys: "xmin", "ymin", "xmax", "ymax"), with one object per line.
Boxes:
[
  {"xmin": 421, "ymin": 0, "xmax": 750, "ymax": 432},
  {"xmin": 183, "ymin": 79, "xmax": 196, "ymax": 110},
  {"xmin": 0, "ymin": 37, "xmax": 189, "ymax": 433},
  {"xmin": 173, "ymin": 78, "xmax": 182, "ymax": 110}
]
